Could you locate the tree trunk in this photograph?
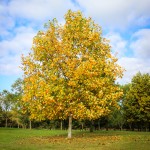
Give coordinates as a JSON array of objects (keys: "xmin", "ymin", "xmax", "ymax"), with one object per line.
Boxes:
[
  {"xmin": 60, "ymin": 120, "xmax": 63, "ymax": 130},
  {"xmin": 119, "ymin": 123, "xmax": 123, "ymax": 131},
  {"xmin": 81, "ymin": 122, "xmax": 84, "ymax": 130},
  {"xmin": 90, "ymin": 120, "xmax": 94, "ymax": 132},
  {"xmin": 106, "ymin": 121, "xmax": 108, "ymax": 131},
  {"xmin": 29, "ymin": 120, "xmax": 32, "ymax": 129},
  {"xmin": 120, "ymin": 125, "xmax": 123, "ymax": 131},
  {"xmin": 68, "ymin": 115, "xmax": 72, "ymax": 138},
  {"xmin": 98, "ymin": 119, "xmax": 100, "ymax": 130},
  {"xmin": 129, "ymin": 123, "xmax": 132, "ymax": 131},
  {"xmin": 5, "ymin": 117, "xmax": 8, "ymax": 128}
]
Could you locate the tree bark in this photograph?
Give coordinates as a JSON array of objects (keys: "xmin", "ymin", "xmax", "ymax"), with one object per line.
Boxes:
[
  {"xmin": 5, "ymin": 118, "xmax": 8, "ymax": 128},
  {"xmin": 90, "ymin": 120, "xmax": 94, "ymax": 132},
  {"xmin": 81, "ymin": 122, "xmax": 84, "ymax": 130},
  {"xmin": 129, "ymin": 123, "xmax": 132, "ymax": 131},
  {"xmin": 29, "ymin": 120, "xmax": 32, "ymax": 129},
  {"xmin": 68, "ymin": 115, "xmax": 72, "ymax": 138},
  {"xmin": 60, "ymin": 120, "xmax": 63, "ymax": 130},
  {"xmin": 98, "ymin": 119, "xmax": 100, "ymax": 130}
]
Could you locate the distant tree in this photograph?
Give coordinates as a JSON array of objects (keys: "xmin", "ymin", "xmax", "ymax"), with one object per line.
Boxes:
[
  {"xmin": 124, "ymin": 72, "xmax": 150, "ymax": 131},
  {"xmin": 21, "ymin": 10, "xmax": 123, "ymax": 138},
  {"xmin": 121, "ymin": 84, "xmax": 130, "ymax": 99},
  {"xmin": 109, "ymin": 106, "xmax": 125, "ymax": 130},
  {"xmin": 11, "ymin": 78, "xmax": 23, "ymax": 95},
  {"xmin": 0, "ymin": 105, "xmax": 3, "ymax": 126},
  {"xmin": 0, "ymin": 90, "xmax": 13, "ymax": 127},
  {"xmin": 11, "ymin": 78, "xmax": 32, "ymax": 129}
]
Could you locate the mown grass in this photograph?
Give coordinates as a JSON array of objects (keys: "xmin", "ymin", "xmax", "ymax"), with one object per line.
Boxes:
[{"xmin": 0, "ymin": 128, "xmax": 150, "ymax": 150}]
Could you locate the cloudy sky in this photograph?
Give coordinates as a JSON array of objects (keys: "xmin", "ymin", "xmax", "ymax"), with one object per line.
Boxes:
[{"xmin": 0, "ymin": 0, "xmax": 150, "ymax": 91}]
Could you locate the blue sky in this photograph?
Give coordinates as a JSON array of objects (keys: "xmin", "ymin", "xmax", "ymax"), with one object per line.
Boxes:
[{"xmin": 0, "ymin": 0, "xmax": 150, "ymax": 91}]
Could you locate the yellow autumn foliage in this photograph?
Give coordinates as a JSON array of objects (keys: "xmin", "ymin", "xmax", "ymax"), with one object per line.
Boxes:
[{"xmin": 21, "ymin": 10, "xmax": 123, "ymax": 121}]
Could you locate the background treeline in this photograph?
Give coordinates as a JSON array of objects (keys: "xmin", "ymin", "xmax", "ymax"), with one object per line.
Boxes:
[{"xmin": 0, "ymin": 72, "xmax": 149, "ymax": 131}]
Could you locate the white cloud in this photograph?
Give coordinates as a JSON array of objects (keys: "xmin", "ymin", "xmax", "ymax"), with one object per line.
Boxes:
[
  {"xmin": 112, "ymin": 28, "xmax": 150, "ymax": 84},
  {"xmin": 117, "ymin": 57, "xmax": 150, "ymax": 84},
  {"xmin": 130, "ymin": 29, "xmax": 150, "ymax": 59},
  {"xmin": 0, "ymin": 3, "xmax": 15, "ymax": 37},
  {"xmin": 105, "ymin": 32, "xmax": 127, "ymax": 57},
  {"xmin": 0, "ymin": 0, "xmax": 78, "ymax": 39},
  {"xmin": 8, "ymin": 0, "xmax": 77, "ymax": 21},
  {"xmin": 0, "ymin": 26, "xmax": 36, "ymax": 56},
  {"xmin": 76, "ymin": 0, "xmax": 150, "ymax": 29},
  {"xmin": 0, "ymin": 26, "xmax": 36, "ymax": 75},
  {"xmin": 0, "ymin": 16, "xmax": 15, "ymax": 36},
  {"xmin": 0, "ymin": 55, "xmax": 22, "ymax": 75}
]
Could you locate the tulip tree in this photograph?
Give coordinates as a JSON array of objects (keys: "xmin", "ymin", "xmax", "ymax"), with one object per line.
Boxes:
[{"xmin": 22, "ymin": 10, "xmax": 123, "ymax": 138}]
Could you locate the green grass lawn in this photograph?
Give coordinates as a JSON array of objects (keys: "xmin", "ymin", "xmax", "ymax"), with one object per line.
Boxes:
[{"xmin": 0, "ymin": 128, "xmax": 150, "ymax": 150}]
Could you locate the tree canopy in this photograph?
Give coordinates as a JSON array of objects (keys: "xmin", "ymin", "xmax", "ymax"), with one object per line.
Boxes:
[
  {"xmin": 21, "ymin": 10, "xmax": 123, "ymax": 138},
  {"xmin": 124, "ymin": 72, "xmax": 150, "ymax": 130},
  {"xmin": 0, "ymin": 90, "xmax": 13, "ymax": 127}
]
